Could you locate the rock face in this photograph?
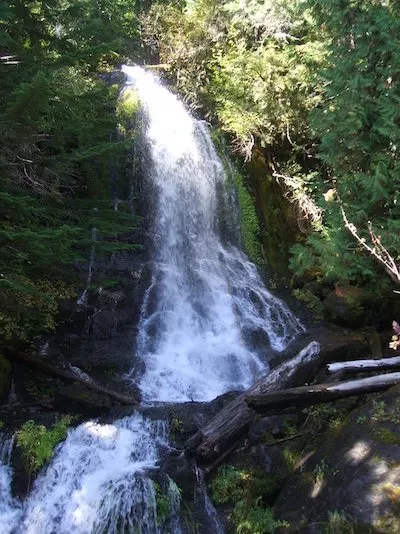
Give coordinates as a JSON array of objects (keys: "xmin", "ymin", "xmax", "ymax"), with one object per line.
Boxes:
[
  {"xmin": 274, "ymin": 385, "xmax": 400, "ymax": 533},
  {"xmin": 0, "ymin": 353, "xmax": 11, "ymax": 401},
  {"xmin": 244, "ymin": 148, "xmax": 295, "ymax": 274}
]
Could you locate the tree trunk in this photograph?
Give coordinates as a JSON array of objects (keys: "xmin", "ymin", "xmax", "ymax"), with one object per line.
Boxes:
[
  {"xmin": 3, "ymin": 347, "xmax": 140, "ymax": 406},
  {"xmin": 327, "ymin": 356, "xmax": 400, "ymax": 374},
  {"xmin": 246, "ymin": 372, "xmax": 400, "ymax": 414},
  {"xmin": 185, "ymin": 341, "xmax": 320, "ymax": 465}
]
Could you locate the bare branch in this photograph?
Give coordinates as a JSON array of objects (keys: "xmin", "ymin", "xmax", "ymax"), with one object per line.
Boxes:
[{"xmin": 334, "ymin": 186, "xmax": 400, "ymax": 284}]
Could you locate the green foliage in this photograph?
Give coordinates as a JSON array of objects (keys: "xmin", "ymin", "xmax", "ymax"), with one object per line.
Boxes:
[
  {"xmin": 16, "ymin": 416, "xmax": 72, "ymax": 474},
  {"xmin": 144, "ymin": 0, "xmax": 400, "ymax": 287},
  {"xmin": 292, "ymin": 288, "xmax": 323, "ymax": 321},
  {"xmin": 211, "ymin": 465, "xmax": 287, "ymax": 533},
  {"xmin": 313, "ymin": 459, "xmax": 329, "ymax": 484},
  {"xmin": 290, "ymin": 0, "xmax": 400, "ymax": 286},
  {"xmin": 235, "ymin": 500, "xmax": 289, "ymax": 534},
  {"xmin": 282, "ymin": 447, "xmax": 300, "ymax": 472},
  {"xmin": 143, "ymin": 0, "xmax": 324, "ymax": 152},
  {"xmin": 211, "ymin": 465, "xmax": 245, "ymax": 504},
  {"xmin": 233, "ymin": 171, "xmax": 264, "ymax": 265},
  {"xmin": 169, "ymin": 416, "xmax": 184, "ymax": 437},
  {"xmin": 154, "ymin": 482, "xmax": 170, "ymax": 525},
  {"xmin": 323, "ymin": 511, "xmax": 357, "ymax": 534},
  {"xmin": 0, "ymin": 0, "xmax": 146, "ymax": 344},
  {"xmin": 303, "ymin": 404, "xmax": 344, "ymax": 435},
  {"xmin": 117, "ymin": 87, "xmax": 141, "ymax": 136},
  {"xmin": 373, "ymin": 427, "xmax": 400, "ymax": 446},
  {"xmin": 0, "ymin": 192, "xmax": 138, "ymax": 342}
]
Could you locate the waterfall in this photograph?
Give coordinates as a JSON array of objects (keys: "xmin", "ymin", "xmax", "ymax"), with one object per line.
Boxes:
[
  {"xmin": 0, "ymin": 434, "xmax": 22, "ymax": 532},
  {"xmin": 16, "ymin": 414, "xmax": 179, "ymax": 534},
  {"xmin": 122, "ymin": 65, "xmax": 303, "ymax": 402},
  {"xmin": 3, "ymin": 66, "xmax": 304, "ymax": 533}
]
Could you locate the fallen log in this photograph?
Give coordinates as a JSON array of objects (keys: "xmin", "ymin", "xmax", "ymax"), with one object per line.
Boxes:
[
  {"xmin": 246, "ymin": 372, "xmax": 400, "ymax": 414},
  {"xmin": 327, "ymin": 356, "xmax": 400, "ymax": 374},
  {"xmin": 185, "ymin": 341, "xmax": 321, "ymax": 465},
  {"xmin": 3, "ymin": 347, "xmax": 139, "ymax": 406}
]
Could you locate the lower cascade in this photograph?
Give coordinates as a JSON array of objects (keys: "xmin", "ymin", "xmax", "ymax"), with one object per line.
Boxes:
[{"xmin": 1, "ymin": 66, "xmax": 303, "ymax": 533}]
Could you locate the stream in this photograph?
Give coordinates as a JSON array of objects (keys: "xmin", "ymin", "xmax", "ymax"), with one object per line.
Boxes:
[{"xmin": 0, "ymin": 66, "xmax": 303, "ymax": 533}]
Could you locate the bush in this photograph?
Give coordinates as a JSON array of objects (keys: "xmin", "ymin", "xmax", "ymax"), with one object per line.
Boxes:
[{"xmin": 16, "ymin": 416, "xmax": 72, "ymax": 474}]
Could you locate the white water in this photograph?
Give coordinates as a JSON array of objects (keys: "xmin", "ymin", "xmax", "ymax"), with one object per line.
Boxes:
[
  {"xmin": 0, "ymin": 434, "xmax": 22, "ymax": 533},
  {"xmin": 2, "ymin": 66, "xmax": 304, "ymax": 534},
  {"xmin": 14, "ymin": 414, "xmax": 179, "ymax": 534},
  {"xmin": 122, "ymin": 65, "xmax": 303, "ymax": 402}
]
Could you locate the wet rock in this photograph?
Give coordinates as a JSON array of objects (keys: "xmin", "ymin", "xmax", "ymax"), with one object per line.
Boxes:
[
  {"xmin": 322, "ymin": 285, "xmax": 400, "ymax": 331},
  {"xmin": 54, "ymin": 383, "xmax": 113, "ymax": 416},
  {"xmin": 268, "ymin": 325, "xmax": 372, "ymax": 372},
  {"xmin": 248, "ymin": 415, "xmax": 284, "ymax": 444},
  {"xmin": 323, "ymin": 285, "xmax": 367, "ymax": 327}
]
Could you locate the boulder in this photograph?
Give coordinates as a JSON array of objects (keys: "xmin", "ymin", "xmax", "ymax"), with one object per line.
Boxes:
[{"xmin": 274, "ymin": 385, "xmax": 400, "ymax": 532}]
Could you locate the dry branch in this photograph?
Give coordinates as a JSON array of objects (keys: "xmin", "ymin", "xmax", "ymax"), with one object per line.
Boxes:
[
  {"xmin": 246, "ymin": 372, "xmax": 400, "ymax": 414},
  {"xmin": 327, "ymin": 356, "xmax": 400, "ymax": 374}
]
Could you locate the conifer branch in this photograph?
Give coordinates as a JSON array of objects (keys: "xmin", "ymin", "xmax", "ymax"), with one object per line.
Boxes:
[{"xmin": 334, "ymin": 186, "xmax": 400, "ymax": 284}]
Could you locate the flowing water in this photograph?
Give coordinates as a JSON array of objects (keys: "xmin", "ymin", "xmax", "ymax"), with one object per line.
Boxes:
[
  {"xmin": 1, "ymin": 66, "xmax": 304, "ymax": 533},
  {"xmin": 125, "ymin": 66, "xmax": 303, "ymax": 402},
  {"xmin": 0, "ymin": 434, "xmax": 21, "ymax": 533}
]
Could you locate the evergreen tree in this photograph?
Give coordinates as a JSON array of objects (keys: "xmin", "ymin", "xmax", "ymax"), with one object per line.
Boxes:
[{"xmin": 291, "ymin": 0, "xmax": 400, "ymax": 286}]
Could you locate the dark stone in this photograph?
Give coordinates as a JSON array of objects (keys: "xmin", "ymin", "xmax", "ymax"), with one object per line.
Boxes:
[
  {"xmin": 274, "ymin": 385, "xmax": 400, "ymax": 532},
  {"xmin": 0, "ymin": 353, "xmax": 11, "ymax": 401},
  {"xmin": 268, "ymin": 325, "xmax": 372, "ymax": 371},
  {"xmin": 54, "ymin": 383, "xmax": 113, "ymax": 416}
]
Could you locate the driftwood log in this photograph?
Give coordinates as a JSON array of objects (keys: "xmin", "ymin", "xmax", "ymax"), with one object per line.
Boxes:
[
  {"xmin": 246, "ymin": 372, "xmax": 400, "ymax": 414},
  {"xmin": 185, "ymin": 341, "xmax": 321, "ymax": 465},
  {"xmin": 327, "ymin": 356, "xmax": 400, "ymax": 374},
  {"xmin": 3, "ymin": 347, "xmax": 140, "ymax": 406}
]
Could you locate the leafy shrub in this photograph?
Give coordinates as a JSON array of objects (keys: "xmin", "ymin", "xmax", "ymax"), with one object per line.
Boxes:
[
  {"xmin": 16, "ymin": 416, "xmax": 72, "ymax": 474},
  {"xmin": 211, "ymin": 465, "xmax": 286, "ymax": 533}
]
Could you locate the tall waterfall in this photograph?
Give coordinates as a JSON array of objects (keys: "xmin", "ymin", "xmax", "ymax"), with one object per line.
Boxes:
[
  {"xmin": 123, "ymin": 65, "xmax": 303, "ymax": 402},
  {"xmin": 2, "ymin": 66, "xmax": 303, "ymax": 534}
]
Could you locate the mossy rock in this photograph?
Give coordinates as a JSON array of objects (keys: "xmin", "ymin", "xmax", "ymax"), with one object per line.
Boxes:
[
  {"xmin": 274, "ymin": 386, "xmax": 400, "ymax": 532},
  {"xmin": 244, "ymin": 148, "xmax": 296, "ymax": 274}
]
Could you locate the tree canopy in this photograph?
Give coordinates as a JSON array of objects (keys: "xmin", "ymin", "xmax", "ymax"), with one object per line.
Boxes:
[
  {"xmin": 143, "ymin": 0, "xmax": 400, "ymax": 288},
  {"xmin": 0, "ymin": 0, "xmax": 145, "ymax": 342}
]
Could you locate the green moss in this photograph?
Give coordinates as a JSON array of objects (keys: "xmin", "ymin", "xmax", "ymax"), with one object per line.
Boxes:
[
  {"xmin": 117, "ymin": 87, "xmax": 140, "ymax": 136},
  {"xmin": 233, "ymin": 171, "xmax": 264, "ymax": 265},
  {"xmin": 169, "ymin": 416, "xmax": 184, "ymax": 438},
  {"xmin": 373, "ymin": 427, "xmax": 400, "ymax": 446},
  {"xmin": 292, "ymin": 288, "xmax": 323, "ymax": 322},
  {"xmin": 282, "ymin": 448, "xmax": 301, "ymax": 472},
  {"xmin": 16, "ymin": 416, "xmax": 72, "ymax": 474},
  {"xmin": 154, "ymin": 482, "xmax": 170, "ymax": 526},
  {"xmin": 323, "ymin": 510, "xmax": 359, "ymax": 534},
  {"xmin": 117, "ymin": 88, "xmax": 140, "ymax": 120}
]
